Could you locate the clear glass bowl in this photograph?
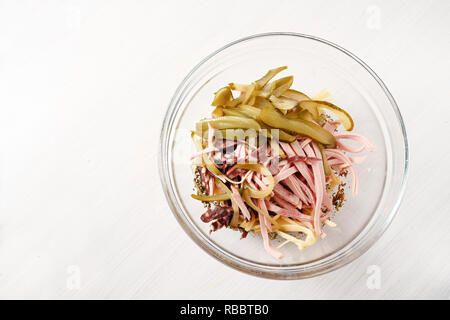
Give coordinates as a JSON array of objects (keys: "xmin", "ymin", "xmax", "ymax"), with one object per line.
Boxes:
[{"xmin": 159, "ymin": 33, "xmax": 408, "ymax": 279}]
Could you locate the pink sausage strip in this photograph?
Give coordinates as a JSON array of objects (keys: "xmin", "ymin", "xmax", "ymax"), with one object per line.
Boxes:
[
  {"xmin": 295, "ymin": 177, "xmax": 315, "ymax": 205},
  {"xmin": 312, "ymin": 143, "xmax": 332, "ymax": 215},
  {"xmin": 290, "ymin": 140, "xmax": 318, "ymax": 191},
  {"xmin": 280, "ymin": 142, "xmax": 315, "ymax": 190},
  {"xmin": 256, "ymin": 198, "xmax": 272, "ymax": 232},
  {"xmin": 273, "ymin": 183, "xmax": 300, "ymax": 206},
  {"xmin": 247, "ymin": 179, "xmax": 259, "ymax": 191},
  {"xmin": 283, "ymin": 176, "xmax": 309, "ymax": 205},
  {"xmin": 208, "ymin": 175, "xmax": 215, "ymax": 196},
  {"xmin": 322, "ymin": 121, "xmax": 337, "ymax": 133},
  {"xmin": 265, "ymin": 200, "xmax": 305, "ymax": 220},
  {"xmin": 230, "ymin": 185, "xmax": 251, "ymax": 220},
  {"xmin": 300, "ymin": 138, "xmax": 312, "ymax": 149},
  {"xmin": 337, "ymin": 141, "xmax": 365, "ymax": 153},
  {"xmin": 236, "ymin": 142, "xmax": 247, "ymax": 163},
  {"xmin": 303, "ymin": 143, "xmax": 325, "ymax": 238},
  {"xmin": 272, "ymin": 194, "xmax": 298, "ymax": 212},
  {"xmin": 246, "ymin": 171, "xmax": 254, "ymax": 184},
  {"xmin": 325, "ymin": 149, "xmax": 359, "ymax": 196},
  {"xmin": 274, "ymin": 165, "xmax": 298, "ymax": 183},
  {"xmin": 334, "ymin": 133, "xmax": 375, "ymax": 153},
  {"xmin": 253, "ymin": 173, "xmax": 268, "ymax": 190},
  {"xmin": 190, "ymin": 146, "xmax": 219, "ymax": 160},
  {"xmin": 258, "ymin": 211, "xmax": 283, "ymax": 259}
]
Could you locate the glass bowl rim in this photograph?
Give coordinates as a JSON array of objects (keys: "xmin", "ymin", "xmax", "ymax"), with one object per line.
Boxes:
[{"xmin": 159, "ymin": 32, "xmax": 409, "ymax": 279}]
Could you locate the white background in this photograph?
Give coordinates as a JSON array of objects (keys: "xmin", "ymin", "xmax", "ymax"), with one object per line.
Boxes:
[{"xmin": 0, "ymin": 0, "xmax": 449, "ymax": 299}]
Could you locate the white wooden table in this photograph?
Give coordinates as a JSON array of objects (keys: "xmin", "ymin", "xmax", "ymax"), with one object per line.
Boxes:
[{"xmin": 0, "ymin": 0, "xmax": 449, "ymax": 299}]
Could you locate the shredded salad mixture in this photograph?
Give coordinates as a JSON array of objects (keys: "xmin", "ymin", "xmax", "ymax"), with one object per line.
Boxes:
[{"xmin": 190, "ymin": 66, "xmax": 374, "ymax": 259}]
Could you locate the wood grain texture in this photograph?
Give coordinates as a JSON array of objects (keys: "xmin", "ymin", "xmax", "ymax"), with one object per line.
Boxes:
[{"xmin": 0, "ymin": 0, "xmax": 449, "ymax": 299}]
